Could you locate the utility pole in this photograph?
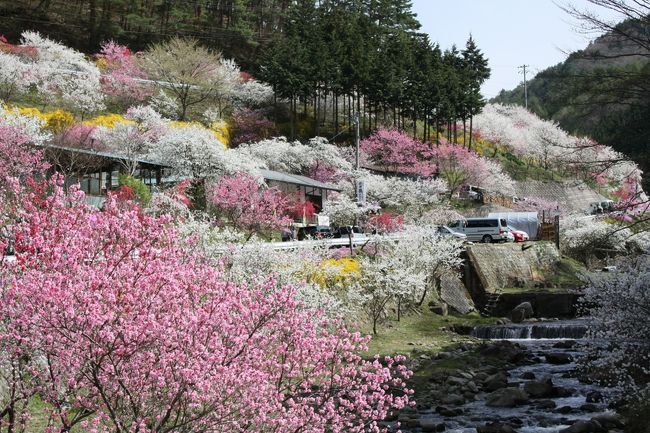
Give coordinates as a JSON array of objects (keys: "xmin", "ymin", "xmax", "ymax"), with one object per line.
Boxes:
[
  {"xmin": 518, "ymin": 64, "xmax": 530, "ymax": 110},
  {"xmin": 354, "ymin": 111, "xmax": 360, "ymax": 170}
]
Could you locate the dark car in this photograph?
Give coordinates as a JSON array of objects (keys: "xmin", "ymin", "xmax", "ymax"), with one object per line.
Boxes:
[
  {"xmin": 332, "ymin": 226, "xmax": 364, "ymax": 238},
  {"xmin": 297, "ymin": 225, "xmax": 333, "ymax": 240}
]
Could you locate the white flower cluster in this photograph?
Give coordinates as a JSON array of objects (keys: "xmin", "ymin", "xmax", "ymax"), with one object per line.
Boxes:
[
  {"xmin": 0, "ymin": 106, "xmax": 52, "ymax": 145},
  {"xmin": 233, "ymin": 136, "xmax": 353, "ymax": 175},
  {"xmin": 335, "ymin": 173, "xmax": 447, "ymax": 220},
  {"xmin": 346, "ymin": 226, "xmax": 463, "ymax": 330},
  {"xmin": 18, "ymin": 31, "xmax": 105, "ymax": 112},
  {"xmin": 234, "ymin": 79, "xmax": 274, "ymax": 107},
  {"xmin": 474, "ymin": 103, "xmax": 643, "ymax": 191}
]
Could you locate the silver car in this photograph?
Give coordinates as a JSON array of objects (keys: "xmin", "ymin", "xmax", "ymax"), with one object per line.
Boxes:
[{"xmin": 437, "ymin": 225, "xmax": 468, "ymax": 242}]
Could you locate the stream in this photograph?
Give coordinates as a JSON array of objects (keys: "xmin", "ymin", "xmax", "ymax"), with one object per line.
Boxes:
[{"xmin": 394, "ymin": 320, "xmax": 623, "ymax": 433}]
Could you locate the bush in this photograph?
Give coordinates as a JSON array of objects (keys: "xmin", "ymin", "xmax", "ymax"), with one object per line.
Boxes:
[{"xmin": 118, "ymin": 173, "xmax": 152, "ymax": 206}]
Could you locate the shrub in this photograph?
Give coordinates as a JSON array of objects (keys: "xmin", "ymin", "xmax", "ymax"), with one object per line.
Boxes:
[{"xmin": 118, "ymin": 173, "xmax": 152, "ymax": 206}]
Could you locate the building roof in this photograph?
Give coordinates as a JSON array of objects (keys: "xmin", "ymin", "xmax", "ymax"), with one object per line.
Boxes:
[
  {"xmin": 43, "ymin": 144, "xmax": 169, "ymax": 168},
  {"xmin": 260, "ymin": 169, "xmax": 341, "ymax": 191}
]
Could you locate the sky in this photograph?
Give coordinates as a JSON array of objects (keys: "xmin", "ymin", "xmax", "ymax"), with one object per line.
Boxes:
[{"xmin": 410, "ymin": 0, "xmax": 625, "ymax": 99}]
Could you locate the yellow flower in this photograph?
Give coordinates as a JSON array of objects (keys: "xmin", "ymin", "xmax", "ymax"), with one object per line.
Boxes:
[
  {"xmin": 16, "ymin": 107, "xmax": 74, "ymax": 133},
  {"xmin": 309, "ymin": 257, "xmax": 361, "ymax": 288},
  {"xmin": 44, "ymin": 109, "xmax": 74, "ymax": 133},
  {"xmin": 95, "ymin": 58, "xmax": 108, "ymax": 71},
  {"xmin": 84, "ymin": 113, "xmax": 135, "ymax": 128},
  {"xmin": 210, "ymin": 120, "xmax": 231, "ymax": 148}
]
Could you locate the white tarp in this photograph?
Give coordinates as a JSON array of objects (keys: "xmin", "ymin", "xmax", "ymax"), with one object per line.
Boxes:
[{"xmin": 488, "ymin": 212, "xmax": 539, "ymax": 240}]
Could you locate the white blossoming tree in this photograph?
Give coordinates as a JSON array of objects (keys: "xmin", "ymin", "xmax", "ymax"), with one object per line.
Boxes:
[
  {"xmin": 348, "ymin": 227, "xmax": 463, "ymax": 334},
  {"xmin": 582, "ymin": 260, "xmax": 650, "ymax": 405}
]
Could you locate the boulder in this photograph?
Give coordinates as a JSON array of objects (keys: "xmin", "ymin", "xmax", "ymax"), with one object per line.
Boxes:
[
  {"xmin": 435, "ymin": 405, "xmax": 462, "ymax": 417},
  {"xmin": 553, "ymin": 340, "xmax": 577, "ymax": 349},
  {"xmin": 447, "ymin": 376, "xmax": 468, "ymax": 387},
  {"xmin": 533, "ymin": 399, "xmax": 557, "ymax": 410},
  {"xmin": 523, "ymin": 377, "xmax": 556, "ymax": 398},
  {"xmin": 483, "ymin": 372, "xmax": 508, "ymax": 391},
  {"xmin": 420, "ymin": 419, "xmax": 447, "ymax": 432},
  {"xmin": 556, "ymin": 406, "xmax": 573, "ymax": 414},
  {"xmin": 486, "ymin": 387, "xmax": 529, "ymax": 407},
  {"xmin": 545, "ymin": 352, "xmax": 573, "ymax": 364},
  {"xmin": 555, "ymin": 387, "xmax": 576, "ymax": 398},
  {"xmin": 520, "ymin": 372, "xmax": 536, "ymax": 380},
  {"xmin": 476, "ymin": 422, "xmax": 519, "ymax": 433},
  {"xmin": 441, "ymin": 393, "xmax": 465, "ymax": 406},
  {"xmin": 430, "ymin": 302, "xmax": 448, "ymax": 316},
  {"xmin": 586, "ymin": 391, "xmax": 603, "ymax": 403},
  {"xmin": 591, "ymin": 413, "xmax": 624, "ymax": 429},
  {"xmin": 510, "ymin": 302, "xmax": 533, "ymax": 323},
  {"xmin": 559, "ymin": 420, "xmax": 601, "ymax": 433}
]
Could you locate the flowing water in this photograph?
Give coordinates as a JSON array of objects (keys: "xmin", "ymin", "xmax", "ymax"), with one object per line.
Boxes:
[{"xmin": 399, "ymin": 320, "xmax": 618, "ymax": 433}]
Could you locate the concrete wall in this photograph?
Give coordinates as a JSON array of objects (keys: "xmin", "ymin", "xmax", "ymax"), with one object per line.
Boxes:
[{"xmin": 465, "ymin": 243, "xmax": 561, "ymax": 294}]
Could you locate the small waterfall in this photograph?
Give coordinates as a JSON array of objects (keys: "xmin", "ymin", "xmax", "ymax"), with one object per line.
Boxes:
[{"xmin": 471, "ymin": 321, "xmax": 588, "ymax": 340}]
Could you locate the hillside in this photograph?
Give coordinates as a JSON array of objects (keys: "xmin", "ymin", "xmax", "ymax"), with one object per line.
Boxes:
[{"xmin": 492, "ymin": 18, "xmax": 650, "ymax": 186}]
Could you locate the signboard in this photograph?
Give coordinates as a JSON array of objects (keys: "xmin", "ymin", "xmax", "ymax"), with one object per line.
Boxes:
[
  {"xmin": 317, "ymin": 215, "xmax": 330, "ymax": 227},
  {"xmin": 355, "ymin": 179, "xmax": 366, "ymax": 204}
]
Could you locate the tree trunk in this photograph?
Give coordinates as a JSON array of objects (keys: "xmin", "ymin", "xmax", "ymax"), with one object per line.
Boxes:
[
  {"xmin": 462, "ymin": 117, "xmax": 467, "ymax": 147},
  {"xmin": 453, "ymin": 120, "xmax": 458, "ymax": 143},
  {"xmin": 88, "ymin": 0, "xmax": 97, "ymax": 48},
  {"xmin": 290, "ymin": 96, "xmax": 295, "ymax": 140},
  {"xmin": 397, "ymin": 297, "xmax": 402, "ymax": 322},
  {"xmin": 469, "ymin": 115, "xmax": 474, "ymax": 150},
  {"xmin": 413, "ymin": 113, "xmax": 417, "ymax": 139},
  {"xmin": 314, "ymin": 91, "xmax": 320, "ymax": 136},
  {"xmin": 334, "ymin": 92, "xmax": 339, "ymax": 138}
]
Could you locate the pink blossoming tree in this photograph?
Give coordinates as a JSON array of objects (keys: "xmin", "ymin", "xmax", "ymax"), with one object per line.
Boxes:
[
  {"xmin": 360, "ymin": 128, "xmax": 436, "ymax": 177},
  {"xmin": 96, "ymin": 41, "xmax": 153, "ymax": 107},
  {"xmin": 208, "ymin": 172, "xmax": 292, "ymax": 237}
]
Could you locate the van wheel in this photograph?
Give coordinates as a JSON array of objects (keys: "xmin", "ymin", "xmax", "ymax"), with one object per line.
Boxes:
[{"xmin": 482, "ymin": 235, "xmax": 493, "ymax": 244}]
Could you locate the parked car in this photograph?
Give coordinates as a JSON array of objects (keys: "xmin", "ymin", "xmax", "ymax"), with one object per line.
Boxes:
[
  {"xmin": 297, "ymin": 225, "xmax": 333, "ymax": 240},
  {"xmin": 507, "ymin": 226, "xmax": 529, "ymax": 242},
  {"xmin": 588, "ymin": 200, "xmax": 615, "ymax": 215},
  {"xmin": 448, "ymin": 217, "xmax": 512, "ymax": 243},
  {"xmin": 437, "ymin": 225, "xmax": 468, "ymax": 242},
  {"xmin": 333, "ymin": 225, "xmax": 365, "ymax": 239}
]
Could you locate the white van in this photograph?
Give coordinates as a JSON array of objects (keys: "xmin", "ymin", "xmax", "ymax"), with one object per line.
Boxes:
[{"xmin": 447, "ymin": 217, "xmax": 513, "ymax": 243}]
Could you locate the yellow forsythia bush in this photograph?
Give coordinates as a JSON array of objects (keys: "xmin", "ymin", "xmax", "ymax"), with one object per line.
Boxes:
[
  {"xmin": 17, "ymin": 107, "xmax": 74, "ymax": 134},
  {"xmin": 210, "ymin": 120, "xmax": 231, "ymax": 148},
  {"xmin": 84, "ymin": 113, "xmax": 134, "ymax": 128},
  {"xmin": 309, "ymin": 257, "xmax": 360, "ymax": 289}
]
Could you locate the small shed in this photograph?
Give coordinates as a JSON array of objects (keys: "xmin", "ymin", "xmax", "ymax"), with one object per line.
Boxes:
[
  {"xmin": 260, "ymin": 169, "xmax": 341, "ymax": 214},
  {"xmin": 488, "ymin": 212, "xmax": 539, "ymax": 240}
]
